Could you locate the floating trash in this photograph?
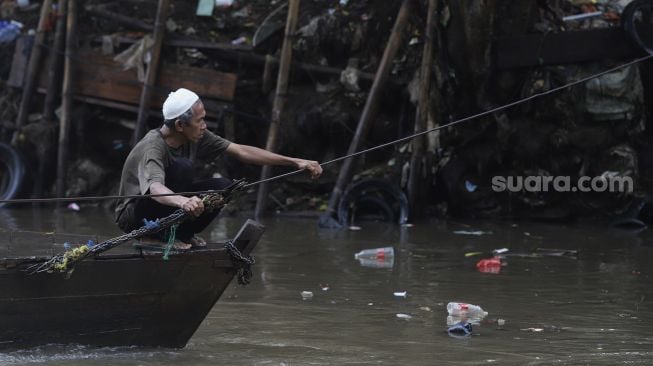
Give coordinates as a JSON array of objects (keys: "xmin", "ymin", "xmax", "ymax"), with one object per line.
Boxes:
[
  {"xmin": 447, "ymin": 321, "xmax": 472, "ymax": 338},
  {"xmin": 355, "ymin": 247, "xmax": 394, "ymax": 260},
  {"xmin": 476, "ymin": 257, "xmax": 502, "ymax": 274},
  {"xmin": 300, "ymin": 291, "xmax": 313, "ymax": 300},
  {"xmin": 464, "ymin": 251, "xmax": 483, "ymax": 257},
  {"xmin": 355, "ymin": 247, "xmax": 395, "ymax": 269},
  {"xmin": 356, "ymin": 257, "xmax": 394, "ymax": 269},
  {"xmin": 453, "ymin": 230, "xmax": 491, "ymax": 236}
]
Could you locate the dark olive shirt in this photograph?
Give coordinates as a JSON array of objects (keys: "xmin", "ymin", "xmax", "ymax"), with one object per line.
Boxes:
[{"xmin": 115, "ymin": 129, "xmax": 231, "ymax": 222}]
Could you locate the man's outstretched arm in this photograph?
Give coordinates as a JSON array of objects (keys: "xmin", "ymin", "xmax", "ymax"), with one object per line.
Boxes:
[{"xmin": 225, "ymin": 143, "xmax": 323, "ymax": 179}]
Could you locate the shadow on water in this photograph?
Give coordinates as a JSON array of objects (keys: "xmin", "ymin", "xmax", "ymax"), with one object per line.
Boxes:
[{"xmin": 1, "ymin": 207, "xmax": 652, "ymax": 365}]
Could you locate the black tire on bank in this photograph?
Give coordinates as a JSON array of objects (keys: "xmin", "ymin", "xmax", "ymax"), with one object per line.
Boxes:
[
  {"xmin": 622, "ymin": 0, "xmax": 653, "ymax": 55},
  {"xmin": 0, "ymin": 143, "xmax": 25, "ymax": 208},
  {"xmin": 337, "ymin": 178, "xmax": 409, "ymax": 226}
]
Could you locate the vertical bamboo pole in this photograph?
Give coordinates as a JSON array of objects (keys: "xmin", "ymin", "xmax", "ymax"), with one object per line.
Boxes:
[
  {"xmin": 34, "ymin": 0, "xmax": 67, "ymax": 197},
  {"xmin": 43, "ymin": 0, "xmax": 67, "ymax": 122},
  {"xmin": 131, "ymin": 0, "xmax": 170, "ymax": 145},
  {"xmin": 55, "ymin": 0, "xmax": 77, "ymax": 200},
  {"xmin": 254, "ymin": 0, "xmax": 300, "ymax": 219},
  {"xmin": 320, "ymin": 0, "xmax": 415, "ymax": 227},
  {"xmin": 12, "ymin": 0, "xmax": 54, "ymax": 145},
  {"xmin": 407, "ymin": 0, "xmax": 438, "ymax": 219}
]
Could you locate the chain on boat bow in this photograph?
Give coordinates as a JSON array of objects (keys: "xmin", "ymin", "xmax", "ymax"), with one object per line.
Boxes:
[{"xmin": 26, "ymin": 179, "xmax": 248, "ymax": 275}]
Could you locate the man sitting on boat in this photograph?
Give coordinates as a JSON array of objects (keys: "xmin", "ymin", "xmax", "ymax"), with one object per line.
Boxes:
[{"xmin": 115, "ymin": 88, "xmax": 322, "ymax": 249}]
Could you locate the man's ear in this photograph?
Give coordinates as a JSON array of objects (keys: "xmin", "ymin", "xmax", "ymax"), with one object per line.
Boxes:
[{"xmin": 174, "ymin": 119, "xmax": 183, "ymax": 132}]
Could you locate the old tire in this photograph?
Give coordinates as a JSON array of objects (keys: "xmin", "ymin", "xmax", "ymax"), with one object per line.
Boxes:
[
  {"xmin": 337, "ymin": 178, "xmax": 409, "ymax": 226},
  {"xmin": 0, "ymin": 143, "xmax": 25, "ymax": 207}
]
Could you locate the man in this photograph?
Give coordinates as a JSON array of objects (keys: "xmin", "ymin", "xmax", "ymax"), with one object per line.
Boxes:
[{"xmin": 115, "ymin": 88, "xmax": 322, "ymax": 249}]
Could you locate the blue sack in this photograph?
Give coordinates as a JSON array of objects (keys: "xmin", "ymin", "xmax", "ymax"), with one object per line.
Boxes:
[{"xmin": 0, "ymin": 20, "xmax": 22, "ymax": 43}]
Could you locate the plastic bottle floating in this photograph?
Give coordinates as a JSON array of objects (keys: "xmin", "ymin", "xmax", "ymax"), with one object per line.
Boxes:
[
  {"xmin": 354, "ymin": 247, "xmax": 395, "ymax": 269},
  {"xmin": 354, "ymin": 247, "xmax": 394, "ymax": 260},
  {"xmin": 446, "ymin": 302, "xmax": 488, "ymax": 319}
]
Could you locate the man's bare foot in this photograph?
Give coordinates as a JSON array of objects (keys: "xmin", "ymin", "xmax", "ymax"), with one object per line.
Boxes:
[
  {"xmin": 182, "ymin": 235, "xmax": 207, "ymax": 248},
  {"xmin": 172, "ymin": 241, "xmax": 192, "ymax": 250}
]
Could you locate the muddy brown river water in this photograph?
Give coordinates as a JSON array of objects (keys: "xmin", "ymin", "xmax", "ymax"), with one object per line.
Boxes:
[{"xmin": 0, "ymin": 206, "xmax": 651, "ymax": 365}]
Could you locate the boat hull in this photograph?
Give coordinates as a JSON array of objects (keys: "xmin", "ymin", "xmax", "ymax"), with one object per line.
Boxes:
[{"xmin": 0, "ymin": 219, "xmax": 264, "ymax": 349}]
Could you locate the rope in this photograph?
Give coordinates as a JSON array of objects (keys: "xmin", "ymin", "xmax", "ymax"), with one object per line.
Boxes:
[
  {"xmin": 162, "ymin": 224, "xmax": 177, "ymax": 260},
  {"xmin": 242, "ymin": 54, "xmax": 653, "ymax": 188},
  {"xmin": 2, "ymin": 55, "xmax": 651, "ymax": 205}
]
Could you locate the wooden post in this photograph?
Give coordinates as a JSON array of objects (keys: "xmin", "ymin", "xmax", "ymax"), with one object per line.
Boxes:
[
  {"xmin": 407, "ymin": 0, "xmax": 438, "ymax": 220},
  {"xmin": 34, "ymin": 0, "xmax": 67, "ymax": 198},
  {"xmin": 12, "ymin": 0, "xmax": 53, "ymax": 145},
  {"xmin": 320, "ymin": 0, "xmax": 415, "ymax": 227},
  {"xmin": 254, "ymin": 0, "xmax": 300, "ymax": 219},
  {"xmin": 131, "ymin": 0, "xmax": 170, "ymax": 145},
  {"xmin": 43, "ymin": 0, "xmax": 67, "ymax": 123},
  {"xmin": 56, "ymin": 0, "xmax": 77, "ymax": 200}
]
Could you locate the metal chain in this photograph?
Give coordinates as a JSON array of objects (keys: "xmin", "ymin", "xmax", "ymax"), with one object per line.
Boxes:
[
  {"xmin": 224, "ymin": 239, "xmax": 255, "ymax": 285},
  {"xmin": 24, "ymin": 180, "xmax": 248, "ymax": 275}
]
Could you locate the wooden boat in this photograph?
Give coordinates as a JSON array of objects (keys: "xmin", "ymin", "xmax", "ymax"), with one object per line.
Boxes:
[{"xmin": 0, "ymin": 219, "xmax": 264, "ymax": 349}]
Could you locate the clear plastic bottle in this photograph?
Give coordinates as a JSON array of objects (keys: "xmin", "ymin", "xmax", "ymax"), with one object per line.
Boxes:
[
  {"xmin": 446, "ymin": 302, "xmax": 488, "ymax": 319},
  {"xmin": 354, "ymin": 246, "xmax": 394, "ymax": 260},
  {"xmin": 356, "ymin": 257, "xmax": 394, "ymax": 269}
]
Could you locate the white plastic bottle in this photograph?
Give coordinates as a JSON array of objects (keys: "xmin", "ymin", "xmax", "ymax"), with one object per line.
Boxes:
[{"xmin": 446, "ymin": 302, "xmax": 488, "ymax": 319}]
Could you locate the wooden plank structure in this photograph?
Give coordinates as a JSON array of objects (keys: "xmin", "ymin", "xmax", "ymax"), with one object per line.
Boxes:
[{"xmin": 8, "ymin": 43, "xmax": 237, "ymax": 113}]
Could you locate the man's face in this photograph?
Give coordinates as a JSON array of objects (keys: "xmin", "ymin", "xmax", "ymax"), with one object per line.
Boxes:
[{"xmin": 180, "ymin": 101, "xmax": 207, "ymax": 143}]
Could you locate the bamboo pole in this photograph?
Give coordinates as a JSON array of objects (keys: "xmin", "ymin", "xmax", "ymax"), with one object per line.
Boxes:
[
  {"xmin": 34, "ymin": 0, "xmax": 68, "ymax": 198},
  {"xmin": 12, "ymin": 0, "xmax": 54, "ymax": 145},
  {"xmin": 131, "ymin": 0, "xmax": 170, "ymax": 145},
  {"xmin": 254, "ymin": 0, "xmax": 300, "ymax": 219},
  {"xmin": 319, "ymin": 0, "xmax": 415, "ymax": 227},
  {"xmin": 43, "ymin": 0, "xmax": 67, "ymax": 122},
  {"xmin": 56, "ymin": 0, "xmax": 77, "ymax": 200},
  {"xmin": 407, "ymin": 0, "xmax": 438, "ymax": 219}
]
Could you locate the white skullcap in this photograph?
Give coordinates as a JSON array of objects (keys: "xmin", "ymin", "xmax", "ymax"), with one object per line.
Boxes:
[{"xmin": 162, "ymin": 88, "xmax": 199, "ymax": 120}]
